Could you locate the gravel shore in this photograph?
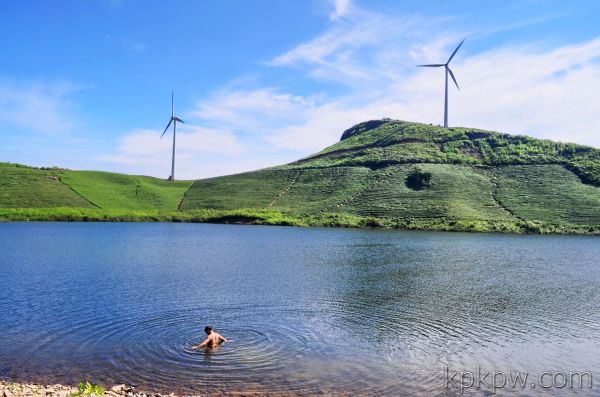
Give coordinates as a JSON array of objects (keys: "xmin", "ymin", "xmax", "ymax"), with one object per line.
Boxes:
[{"xmin": 0, "ymin": 381, "xmax": 188, "ymax": 397}]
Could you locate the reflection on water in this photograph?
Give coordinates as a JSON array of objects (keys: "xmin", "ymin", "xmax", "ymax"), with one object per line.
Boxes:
[{"xmin": 1, "ymin": 223, "xmax": 600, "ymax": 395}]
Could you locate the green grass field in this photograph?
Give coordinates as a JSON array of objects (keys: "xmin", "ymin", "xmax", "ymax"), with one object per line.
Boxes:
[
  {"xmin": 327, "ymin": 164, "xmax": 512, "ymax": 221},
  {"xmin": 59, "ymin": 170, "xmax": 191, "ymax": 210},
  {"xmin": 0, "ymin": 164, "xmax": 93, "ymax": 208},
  {"xmin": 495, "ymin": 165, "xmax": 600, "ymax": 225},
  {"xmin": 2, "ymin": 119, "xmax": 600, "ymax": 234},
  {"xmin": 179, "ymin": 169, "xmax": 299, "ymax": 210}
]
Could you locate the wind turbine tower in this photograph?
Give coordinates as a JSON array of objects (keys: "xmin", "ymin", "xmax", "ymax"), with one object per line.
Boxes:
[
  {"xmin": 417, "ymin": 38, "xmax": 465, "ymax": 128},
  {"xmin": 160, "ymin": 91, "xmax": 184, "ymax": 181}
]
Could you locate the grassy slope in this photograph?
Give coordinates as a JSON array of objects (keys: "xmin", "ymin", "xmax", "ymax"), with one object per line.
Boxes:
[
  {"xmin": 60, "ymin": 170, "xmax": 191, "ymax": 210},
  {"xmin": 289, "ymin": 120, "xmax": 600, "ymax": 178},
  {"xmin": 180, "ymin": 120, "xmax": 600, "ymax": 231},
  {"xmin": 179, "ymin": 169, "xmax": 299, "ymax": 210},
  {"xmin": 0, "ymin": 164, "xmax": 93, "ymax": 208},
  {"xmin": 326, "ymin": 164, "xmax": 511, "ymax": 220},
  {"xmin": 2, "ymin": 120, "xmax": 600, "ymax": 234},
  {"xmin": 185, "ymin": 165, "xmax": 513, "ymax": 220},
  {"xmin": 495, "ymin": 165, "xmax": 600, "ymax": 225}
]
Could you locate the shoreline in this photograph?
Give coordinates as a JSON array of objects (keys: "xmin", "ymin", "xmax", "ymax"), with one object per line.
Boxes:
[
  {"xmin": 0, "ymin": 207, "xmax": 599, "ymax": 236},
  {"xmin": 0, "ymin": 380, "xmax": 322, "ymax": 397},
  {"xmin": 1, "ymin": 381, "xmax": 177, "ymax": 397}
]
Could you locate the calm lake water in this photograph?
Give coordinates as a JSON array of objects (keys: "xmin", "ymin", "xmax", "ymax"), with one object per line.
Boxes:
[{"xmin": 1, "ymin": 223, "xmax": 600, "ymax": 396}]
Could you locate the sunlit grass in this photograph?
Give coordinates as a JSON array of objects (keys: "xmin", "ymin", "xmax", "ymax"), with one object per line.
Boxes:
[
  {"xmin": 1, "ymin": 207, "xmax": 599, "ymax": 235},
  {"xmin": 60, "ymin": 170, "xmax": 192, "ymax": 210},
  {"xmin": 2, "ymin": 120, "xmax": 600, "ymax": 234}
]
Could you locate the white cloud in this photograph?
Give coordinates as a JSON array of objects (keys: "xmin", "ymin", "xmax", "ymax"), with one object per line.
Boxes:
[
  {"xmin": 196, "ymin": 35, "xmax": 600, "ymax": 162},
  {"xmin": 191, "ymin": 86, "xmax": 358, "ymax": 152},
  {"xmin": 402, "ymin": 39, "xmax": 600, "ymax": 145},
  {"xmin": 329, "ymin": 0, "xmax": 351, "ymax": 21},
  {"xmin": 268, "ymin": 6, "xmax": 452, "ymax": 90},
  {"xmin": 98, "ymin": 4, "xmax": 600, "ymax": 179},
  {"xmin": 271, "ymin": 5, "xmax": 391, "ymax": 67},
  {"xmin": 191, "ymin": 88, "xmax": 316, "ymax": 131},
  {"xmin": 97, "ymin": 125, "xmax": 272, "ymax": 179},
  {"xmin": 0, "ymin": 81, "xmax": 81, "ymax": 134},
  {"xmin": 263, "ymin": 4, "xmax": 600, "ymax": 149}
]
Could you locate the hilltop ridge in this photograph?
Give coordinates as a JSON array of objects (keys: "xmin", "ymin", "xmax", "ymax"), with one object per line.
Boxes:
[
  {"xmin": 1, "ymin": 120, "xmax": 600, "ymax": 234},
  {"xmin": 290, "ymin": 119, "xmax": 600, "ymax": 186}
]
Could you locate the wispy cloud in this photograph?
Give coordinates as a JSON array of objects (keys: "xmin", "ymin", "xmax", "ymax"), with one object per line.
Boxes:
[
  {"xmin": 0, "ymin": 80, "xmax": 81, "ymax": 134},
  {"xmin": 268, "ymin": 5, "xmax": 450, "ymax": 89},
  {"xmin": 190, "ymin": 86, "xmax": 363, "ymax": 152},
  {"xmin": 101, "ymin": 4, "xmax": 600, "ymax": 178},
  {"xmin": 433, "ymin": 39, "xmax": 600, "ymax": 144},
  {"xmin": 263, "ymin": 5, "xmax": 600, "ymax": 149},
  {"xmin": 97, "ymin": 125, "xmax": 284, "ymax": 179},
  {"xmin": 191, "ymin": 88, "xmax": 317, "ymax": 132},
  {"xmin": 329, "ymin": 0, "xmax": 351, "ymax": 21},
  {"xmin": 215, "ymin": 40, "xmax": 600, "ymax": 160}
]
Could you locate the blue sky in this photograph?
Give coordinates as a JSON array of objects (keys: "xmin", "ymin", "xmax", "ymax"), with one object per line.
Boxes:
[{"xmin": 1, "ymin": 0, "xmax": 600, "ymax": 179}]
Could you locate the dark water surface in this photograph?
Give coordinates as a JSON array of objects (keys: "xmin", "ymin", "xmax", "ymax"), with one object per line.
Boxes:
[{"xmin": 1, "ymin": 223, "xmax": 600, "ymax": 396}]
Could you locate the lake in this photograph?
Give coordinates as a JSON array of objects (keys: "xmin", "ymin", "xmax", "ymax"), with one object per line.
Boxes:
[{"xmin": 1, "ymin": 223, "xmax": 600, "ymax": 396}]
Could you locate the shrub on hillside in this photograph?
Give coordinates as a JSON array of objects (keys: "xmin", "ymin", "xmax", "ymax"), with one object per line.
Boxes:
[{"xmin": 405, "ymin": 168, "xmax": 432, "ymax": 190}]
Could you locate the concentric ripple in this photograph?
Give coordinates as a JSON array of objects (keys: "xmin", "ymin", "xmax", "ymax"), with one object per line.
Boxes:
[
  {"xmin": 3, "ymin": 304, "xmax": 417, "ymax": 395},
  {"xmin": 3, "ymin": 223, "xmax": 600, "ymax": 396}
]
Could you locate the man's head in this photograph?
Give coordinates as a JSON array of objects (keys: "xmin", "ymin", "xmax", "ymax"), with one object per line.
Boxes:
[{"xmin": 204, "ymin": 326, "xmax": 213, "ymax": 335}]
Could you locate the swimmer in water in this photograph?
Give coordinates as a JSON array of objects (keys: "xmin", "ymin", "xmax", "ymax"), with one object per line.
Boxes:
[{"xmin": 192, "ymin": 326, "xmax": 228, "ymax": 349}]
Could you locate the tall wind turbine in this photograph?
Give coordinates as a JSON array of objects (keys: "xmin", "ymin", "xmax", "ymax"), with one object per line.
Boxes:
[
  {"xmin": 417, "ymin": 38, "xmax": 465, "ymax": 128},
  {"xmin": 160, "ymin": 91, "xmax": 184, "ymax": 181}
]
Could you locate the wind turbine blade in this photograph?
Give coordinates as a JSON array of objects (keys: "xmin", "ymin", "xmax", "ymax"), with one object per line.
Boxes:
[
  {"xmin": 447, "ymin": 38, "xmax": 466, "ymax": 64},
  {"xmin": 161, "ymin": 119, "xmax": 173, "ymax": 138},
  {"xmin": 174, "ymin": 117, "xmax": 185, "ymax": 123},
  {"xmin": 171, "ymin": 91, "xmax": 174, "ymax": 118},
  {"xmin": 417, "ymin": 64, "xmax": 445, "ymax": 67},
  {"xmin": 448, "ymin": 67, "xmax": 459, "ymax": 90}
]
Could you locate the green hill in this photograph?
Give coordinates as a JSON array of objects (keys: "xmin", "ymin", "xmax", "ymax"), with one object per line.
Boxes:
[
  {"xmin": 0, "ymin": 163, "xmax": 94, "ymax": 208},
  {"xmin": 0, "ymin": 163, "xmax": 191, "ymax": 211},
  {"xmin": 59, "ymin": 170, "xmax": 191, "ymax": 210},
  {"xmin": 2, "ymin": 120, "xmax": 600, "ymax": 234}
]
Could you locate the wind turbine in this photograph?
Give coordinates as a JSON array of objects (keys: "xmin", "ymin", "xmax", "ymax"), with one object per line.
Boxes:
[
  {"xmin": 160, "ymin": 91, "xmax": 184, "ymax": 181},
  {"xmin": 417, "ymin": 38, "xmax": 465, "ymax": 128}
]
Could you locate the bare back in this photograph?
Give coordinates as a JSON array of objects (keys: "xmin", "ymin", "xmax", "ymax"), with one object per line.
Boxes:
[
  {"xmin": 206, "ymin": 331, "xmax": 225, "ymax": 347},
  {"xmin": 192, "ymin": 329, "xmax": 228, "ymax": 350}
]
